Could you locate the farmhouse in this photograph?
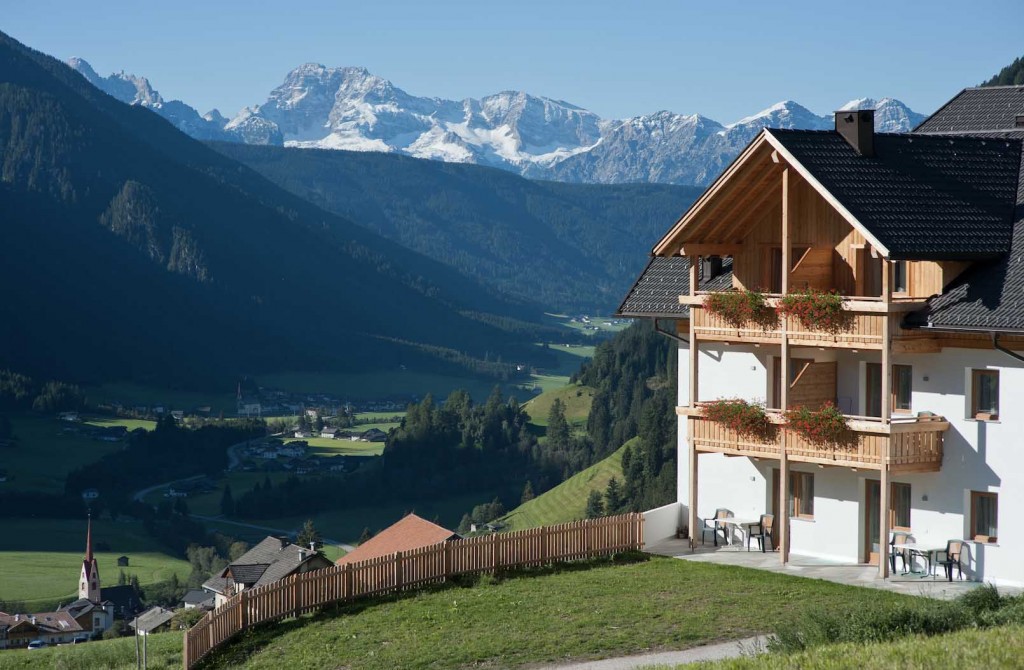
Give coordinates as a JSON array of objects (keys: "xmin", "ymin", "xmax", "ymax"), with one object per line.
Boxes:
[
  {"xmin": 336, "ymin": 514, "xmax": 459, "ymax": 566},
  {"xmin": 360, "ymin": 428, "xmax": 387, "ymax": 442},
  {"xmin": 320, "ymin": 426, "xmax": 339, "ymax": 439},
  {"xmin": 130, "ymin": 606, "xmax": 174, "ymax": 635},
  {"xmin": 203, "ymin": 536, "xmax": 333, "ymax": 608},
  {"xmin": 621, "ymin": 86, "xmax": 1024, "ymax": 586},
  {"xmin": 182, "ymin": 589, "xmax": 215, "ymax": 611}
]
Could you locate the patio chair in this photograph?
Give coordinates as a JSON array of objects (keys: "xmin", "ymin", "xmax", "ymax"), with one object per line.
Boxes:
[
  {"xmin": 935, "ymin": 540, "xmax": 965, "ymax": 581},
  {"xmin": 890, "ymin": 531, "xmax": 912, "ymax": 574},
  {"xmin": 701, "ymin": 508, "xmax": 732, "ymax": 546},
  {"xmin": 746, "ymin": 514, "xmax": 774, "ymax": 553}
]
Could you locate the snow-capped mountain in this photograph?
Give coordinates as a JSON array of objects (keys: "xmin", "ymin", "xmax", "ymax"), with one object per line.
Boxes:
[
  {"xmin": 67, "ymin": 58, "xmax": 926, "ymax": 186},
  {"xmin": 67, "ymin": 58, "xmax": 233, "ymax": 142}
]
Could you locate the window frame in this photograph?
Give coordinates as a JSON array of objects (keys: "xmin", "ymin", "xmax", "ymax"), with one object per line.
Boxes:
[
  {"xmin": 790, "ymin": 471, "xmax": 815, "ymax": 519},
  {"xmin": 891, "ymin": 482, "xmax": 911, "ymax": 531},
  {"xmin": 892, "ymin": 364, "xmax": 912, "ymax": 414},
  {"xmin": 892, "ymin": 260, "xmax": 909, "ymax": 295},
  {"xmin": 970, "ymin": 491, "xmax": 998, "ymax": 544},
  {"xmin": 970, "ymin": 369, "xmax": 999, "ymax": 420}
]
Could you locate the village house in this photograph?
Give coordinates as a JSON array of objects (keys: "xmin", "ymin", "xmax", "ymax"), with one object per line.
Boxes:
[
  {"xmin": 202, "ymin": 536, "xmax": 333, "ymax": 608},
  {"xmin": 0, "ymin": 518, "xmax": 116, "ymax": 649},
  {"xmin": 320, "ymin": 426, "xmax": 339, "ymax": 439},
  {"xmin": 621, "ymin": 86, "xmax": 1024, "ymax": 586},
  {"xmin": 129, "ymin": 606, "xmax": 174, "ymax": 635},
  {"xmin": 336, "ymin": 514, "xmax": 460, "ymax": 566}
]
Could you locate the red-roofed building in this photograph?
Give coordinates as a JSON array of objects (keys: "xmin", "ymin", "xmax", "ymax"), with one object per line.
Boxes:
[{"xmin": 335, "ymin": 514, "xmax": 459, "ymax": 566}]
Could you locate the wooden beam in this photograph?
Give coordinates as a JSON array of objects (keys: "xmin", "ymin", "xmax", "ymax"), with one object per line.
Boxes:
[
  {"xmin": 779, "ymin": 451, "xmax": 790, "ymax": 565},
  {"xmin": 679, "ymin": 244, "xmax": 743, "ymax": 257},
  {"xmin": 688, "ymin": 435, "xmax": 699, "ymax": 545},
  {"xmin": 781, "ymin": 167, "xmax": 791, "ymax": 295},
  {"xmin": 676, "ymin": 150, "xmax": 776, "ymax": 244},
  {"xmin": 706, "ymin": 161, "xmax": 782, "ymax": 243},
  {"xmin": 771, "ymin": 150, "xmax": 781, "ymax": 163},
  {"xmin": 879, "ymin": 463, "xmax": 890, "ymax": 579},
  {"xmin": 653, "ymin": 137, "xmax": 773, "ymax": 255}
]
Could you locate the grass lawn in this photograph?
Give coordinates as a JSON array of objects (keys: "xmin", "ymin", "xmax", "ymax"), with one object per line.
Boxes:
[
  {"xmin": 0, "ymin": 630, "xmax": 181, "ymax": 669},
  {"xmin": 694, "ymin": 625, "xmax": 1024, "ymax": 669},
  {"xmin": 0, "ymin": 519, "xmax": 190, "ymax": 611},
  {"xmin": 83, "ymin": 415, "xmax": 157, "ymax": 431},
  {"xmin": 85, "ymin": 382, "xmax": 235, "ymax": 415},
  {"xmin": 282, "ymin": 436, "xmax": 386, "ymax": 457},
  {"xmin": 525, "ymin": 384, "xmax": 594, "ymax": 427},
  {"xmin": 196, "ymin": 556, "xmax": 916, "ymax": 670},
  {"xmin": 0, "ymin": 414, "xmax": 123, "ymax": 494},
  {"xmin": 259, "ymin": 370, "xmax": 521, "ymax": 404},
  {"xmin": 500, "ymin": 441, "xmax": 628, "ymax": 531}
]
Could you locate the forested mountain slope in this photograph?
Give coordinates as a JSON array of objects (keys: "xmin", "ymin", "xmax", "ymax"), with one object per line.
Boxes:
[
  {"xmin": 212, "ymin": 143, "xmax": 701, "ymax": 313},
  {"xmin": 0, "ymin": 31, "xmax": 548, "ymax": 388}
]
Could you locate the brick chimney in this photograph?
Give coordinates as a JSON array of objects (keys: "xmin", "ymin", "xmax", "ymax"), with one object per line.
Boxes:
[{"xmin": 835, "ymin": 109, "xmax": 875, "ymax": 157}]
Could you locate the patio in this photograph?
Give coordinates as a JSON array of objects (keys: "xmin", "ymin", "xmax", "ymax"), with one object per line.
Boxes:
[{"xmin": 644, "ymin": 537, "xmax": 1019, "ymax": 600}]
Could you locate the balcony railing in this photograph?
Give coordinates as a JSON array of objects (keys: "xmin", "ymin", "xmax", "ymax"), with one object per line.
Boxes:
[
  {"xmin": 686, "ymin": 294, "xmax": 934, "ymax": 351},
  {"xmin": 682, "ymin": 408, "xmax": 946, "ymax": 474}
]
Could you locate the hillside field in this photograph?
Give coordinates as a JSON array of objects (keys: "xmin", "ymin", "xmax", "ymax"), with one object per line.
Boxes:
[
  {"xmin": 524, "ymin": 383, "xmax": 595, "ymax": 427},
  {"xmin": 0, "ymin": 414, "xmax": 124, "ymax": 494},
  {"xmin": 500, "ymin": 440, "xmax": 629, "ymax": 531},
  {"xmin": 0, "ymin": 519, "xmax": 189, "ymax": 611}
]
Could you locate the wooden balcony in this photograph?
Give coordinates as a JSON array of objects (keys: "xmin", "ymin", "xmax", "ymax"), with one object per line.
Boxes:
[
  {"xmin": 685, "ymin": 297, "xmax": 938, "ymax": 352},
  {"xmin": 681, "ymin": 409, "xmax": 947, "ymax": 474}
]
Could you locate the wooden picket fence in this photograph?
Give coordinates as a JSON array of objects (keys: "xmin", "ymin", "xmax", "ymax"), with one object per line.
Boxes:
[{"xmin": 182, "ymin": 513, "xmax": 644, "ymax": 668}]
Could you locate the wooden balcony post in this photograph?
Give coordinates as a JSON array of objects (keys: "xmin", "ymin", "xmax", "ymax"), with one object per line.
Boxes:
[
  {"xmin": 688, "ymin": 431, "xmax": 698, "ymax": 545},
  {"xmin": 779, "ymin": 449, "xmax": 790, "ymax": 565},
  {"xmin": 689, "ymin": 256, "xmax": 699, "ymax": 407},
  {"xmin": 879, "ymin": 460, "xmax": 891, "ymax": 579},
  {"xmin": 781, "ymin": 168, "xmax": 791, "ymax": 295},
  {"xmin": 881, "ymin": 260, "xmax": 892, "ymax": 424}
]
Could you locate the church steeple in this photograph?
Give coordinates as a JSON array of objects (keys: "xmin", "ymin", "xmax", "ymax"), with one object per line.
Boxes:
[{"xmin": 79, "ymin": 515, "xmax": 101, "ymax": 602}]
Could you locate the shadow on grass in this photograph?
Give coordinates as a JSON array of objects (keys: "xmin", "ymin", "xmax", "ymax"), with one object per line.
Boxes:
[{"xmin": 199, "ymin": 551, "xmax": 650, "ymax": 669}]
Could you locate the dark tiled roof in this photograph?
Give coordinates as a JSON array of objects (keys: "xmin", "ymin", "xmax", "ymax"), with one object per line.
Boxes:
[
  {"xmin": 226, "ymin": 563, "xmax": 269, "ymax": 585},
  {"xmin": 201, "ymin": 576, "xmax": 229, "ymax": 595},
  {"xmin": 182, "ymin": 589, "xmax": 215, "ymax": 607},
  {"xmin": 905, "ymin": 130, "xmax": 1024, "ymax": 331},
  {"xmin": 221, "ymin": 536, "xmax": 332, "ymax": 588},
  {"xmin": 769, "ymin": 128, "xmax": 1021, "ymax": 259},
  {"xmin": 616, "ymin": 256, "xmax": 733, "ymax": 318},
  {"xmin": 915, "ymin": 87, "xmax": 1024, "ymax": 134},
  {"xmin": 130, "ymin": 606, "xmax": 174, "ymax": 633}
]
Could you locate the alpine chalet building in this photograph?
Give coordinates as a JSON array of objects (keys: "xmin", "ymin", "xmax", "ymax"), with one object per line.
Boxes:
[{"xmin": 620, "ymin": 86, "xmax": 1024, "ymax": 586}]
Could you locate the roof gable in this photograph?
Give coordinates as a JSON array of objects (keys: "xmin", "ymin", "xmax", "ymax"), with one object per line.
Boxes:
[
  {"xmin": 915, "ymin": 86, "xmax": 1024, "ymax": 133},
  {"xmin": 336, "ymin": 514, "xmax": 458, "ymax": 566},
  {"xmin": 767, "ymin": 129, "xmax": 1021, "ymax": 259}
]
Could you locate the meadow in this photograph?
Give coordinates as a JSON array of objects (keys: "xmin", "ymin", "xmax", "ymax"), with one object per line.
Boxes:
[
  {"xmin": 0, "ymin": 519, "xmax": 190, "ymax": 611},
  {"xmin": 501, "ymin": 441, "xmax": 628, "ymax": 531},
  {"xmin": 1, "ymin": 414, "xmax": 123, "ymax": 493}
]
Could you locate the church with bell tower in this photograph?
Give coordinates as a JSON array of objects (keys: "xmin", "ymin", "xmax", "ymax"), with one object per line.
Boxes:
[{"xmin": 78, "ymin": 515, "xmax": 101, "ymax": 602}]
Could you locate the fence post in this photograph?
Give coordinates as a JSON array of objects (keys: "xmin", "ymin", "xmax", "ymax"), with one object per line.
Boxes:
[
  {"xmin": 345, "ymin": 562, "xmax": 353, "ymax": 598},
  {"xmin": 239, "ymin": 588, "xmax": 248, "ymax": 631},
  {"xmin": 540, "ymin": 526, "xmax": 548, "ymax": 564},
  {"xmin": 491, "ymin": 533, "xmax": 498, "ymax": 572},
  {"xmin": 442, "ymin": 540, "xmax": 450, "ymax": 580},
  {"xmin": 293, "ymin": 574, "xmax": 303, "ymax": 616},
  {"xmin": 395, "ymin": 551, "xmax": 404, "ymax": 590},
  {"xmin": 182, "ymin": 630, "xmax": 189, "ymax": 670}
]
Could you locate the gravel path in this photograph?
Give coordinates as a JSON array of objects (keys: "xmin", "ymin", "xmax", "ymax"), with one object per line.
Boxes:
[{"xmin": 537, "ymin": 636, "xmax": 768, "ymax": 670}]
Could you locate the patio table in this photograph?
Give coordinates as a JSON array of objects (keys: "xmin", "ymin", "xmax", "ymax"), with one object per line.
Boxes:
[
  {"xmin": 897, "ymin": 541, "xmax": 946, "ymax": 577},
  {"xmin": 716, "ymin": 517, "xmax": 762, "ymax": 547}
]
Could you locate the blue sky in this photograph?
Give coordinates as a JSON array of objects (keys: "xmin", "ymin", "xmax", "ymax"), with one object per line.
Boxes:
[{"xmin": 5, "ymin": 0, "xmax": 1021, "ymax": 121}]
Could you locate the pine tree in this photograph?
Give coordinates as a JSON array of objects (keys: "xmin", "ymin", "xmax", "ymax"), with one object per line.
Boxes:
[
  {"xmin": 358, "ymin": 527, "xmax": 373, "ymax": 544},
  {"xmin": 457, "ymin": 514, "xmax": 473, "ymax": 534},
  {"xmin": 521, "ymin": 480, "xmax": 535, "ymax": 504},
  {"xmin": 585, "ymin": 490, "xmax": 605, "ymax": 519},
  {"xmin": 118, "ymin": 570, "xmax": 127, "ymax": 586},
  {"xmin": 604, "ymin": 477, "xmax": 623, "ymax": 514},
  {"xmin": 546, "ymin": 398, "xmax": 570, "ymax": 450},
  {"xmin": 297, "ymin": 519, "xmax": 323, "ymax": 550},
  {"xmin": 220, "ymin": 484, "xmax": 235, "ymax": 517}
]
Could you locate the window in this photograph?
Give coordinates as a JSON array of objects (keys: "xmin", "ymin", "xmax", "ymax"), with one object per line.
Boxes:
[
  {"xmin": 790, "ymin": 471, "xmax": 815, "ymax": 518},
  {"xmin": 971, "ymin": 370, "xmax": 999, "ymax": 420},
  {"xmin": 892, "ymin": 365, "xmax": 912, "ymax": 414},
  {"xmin": 893, "ymin": 261, "xmax": 909, "ymax": 294},
  {"xmin": 891, "ymin": 482, "xmax": 911, "ymax": 530},
  {"xmin": 971, "ymin": 491, "xmax": 998, "ymax": 543}
]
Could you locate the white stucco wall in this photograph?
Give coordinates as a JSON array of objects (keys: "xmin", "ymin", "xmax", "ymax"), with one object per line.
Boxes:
[{"xmin": 675, "ymin": 342, "xmax": 1024, "ymax": 586}]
